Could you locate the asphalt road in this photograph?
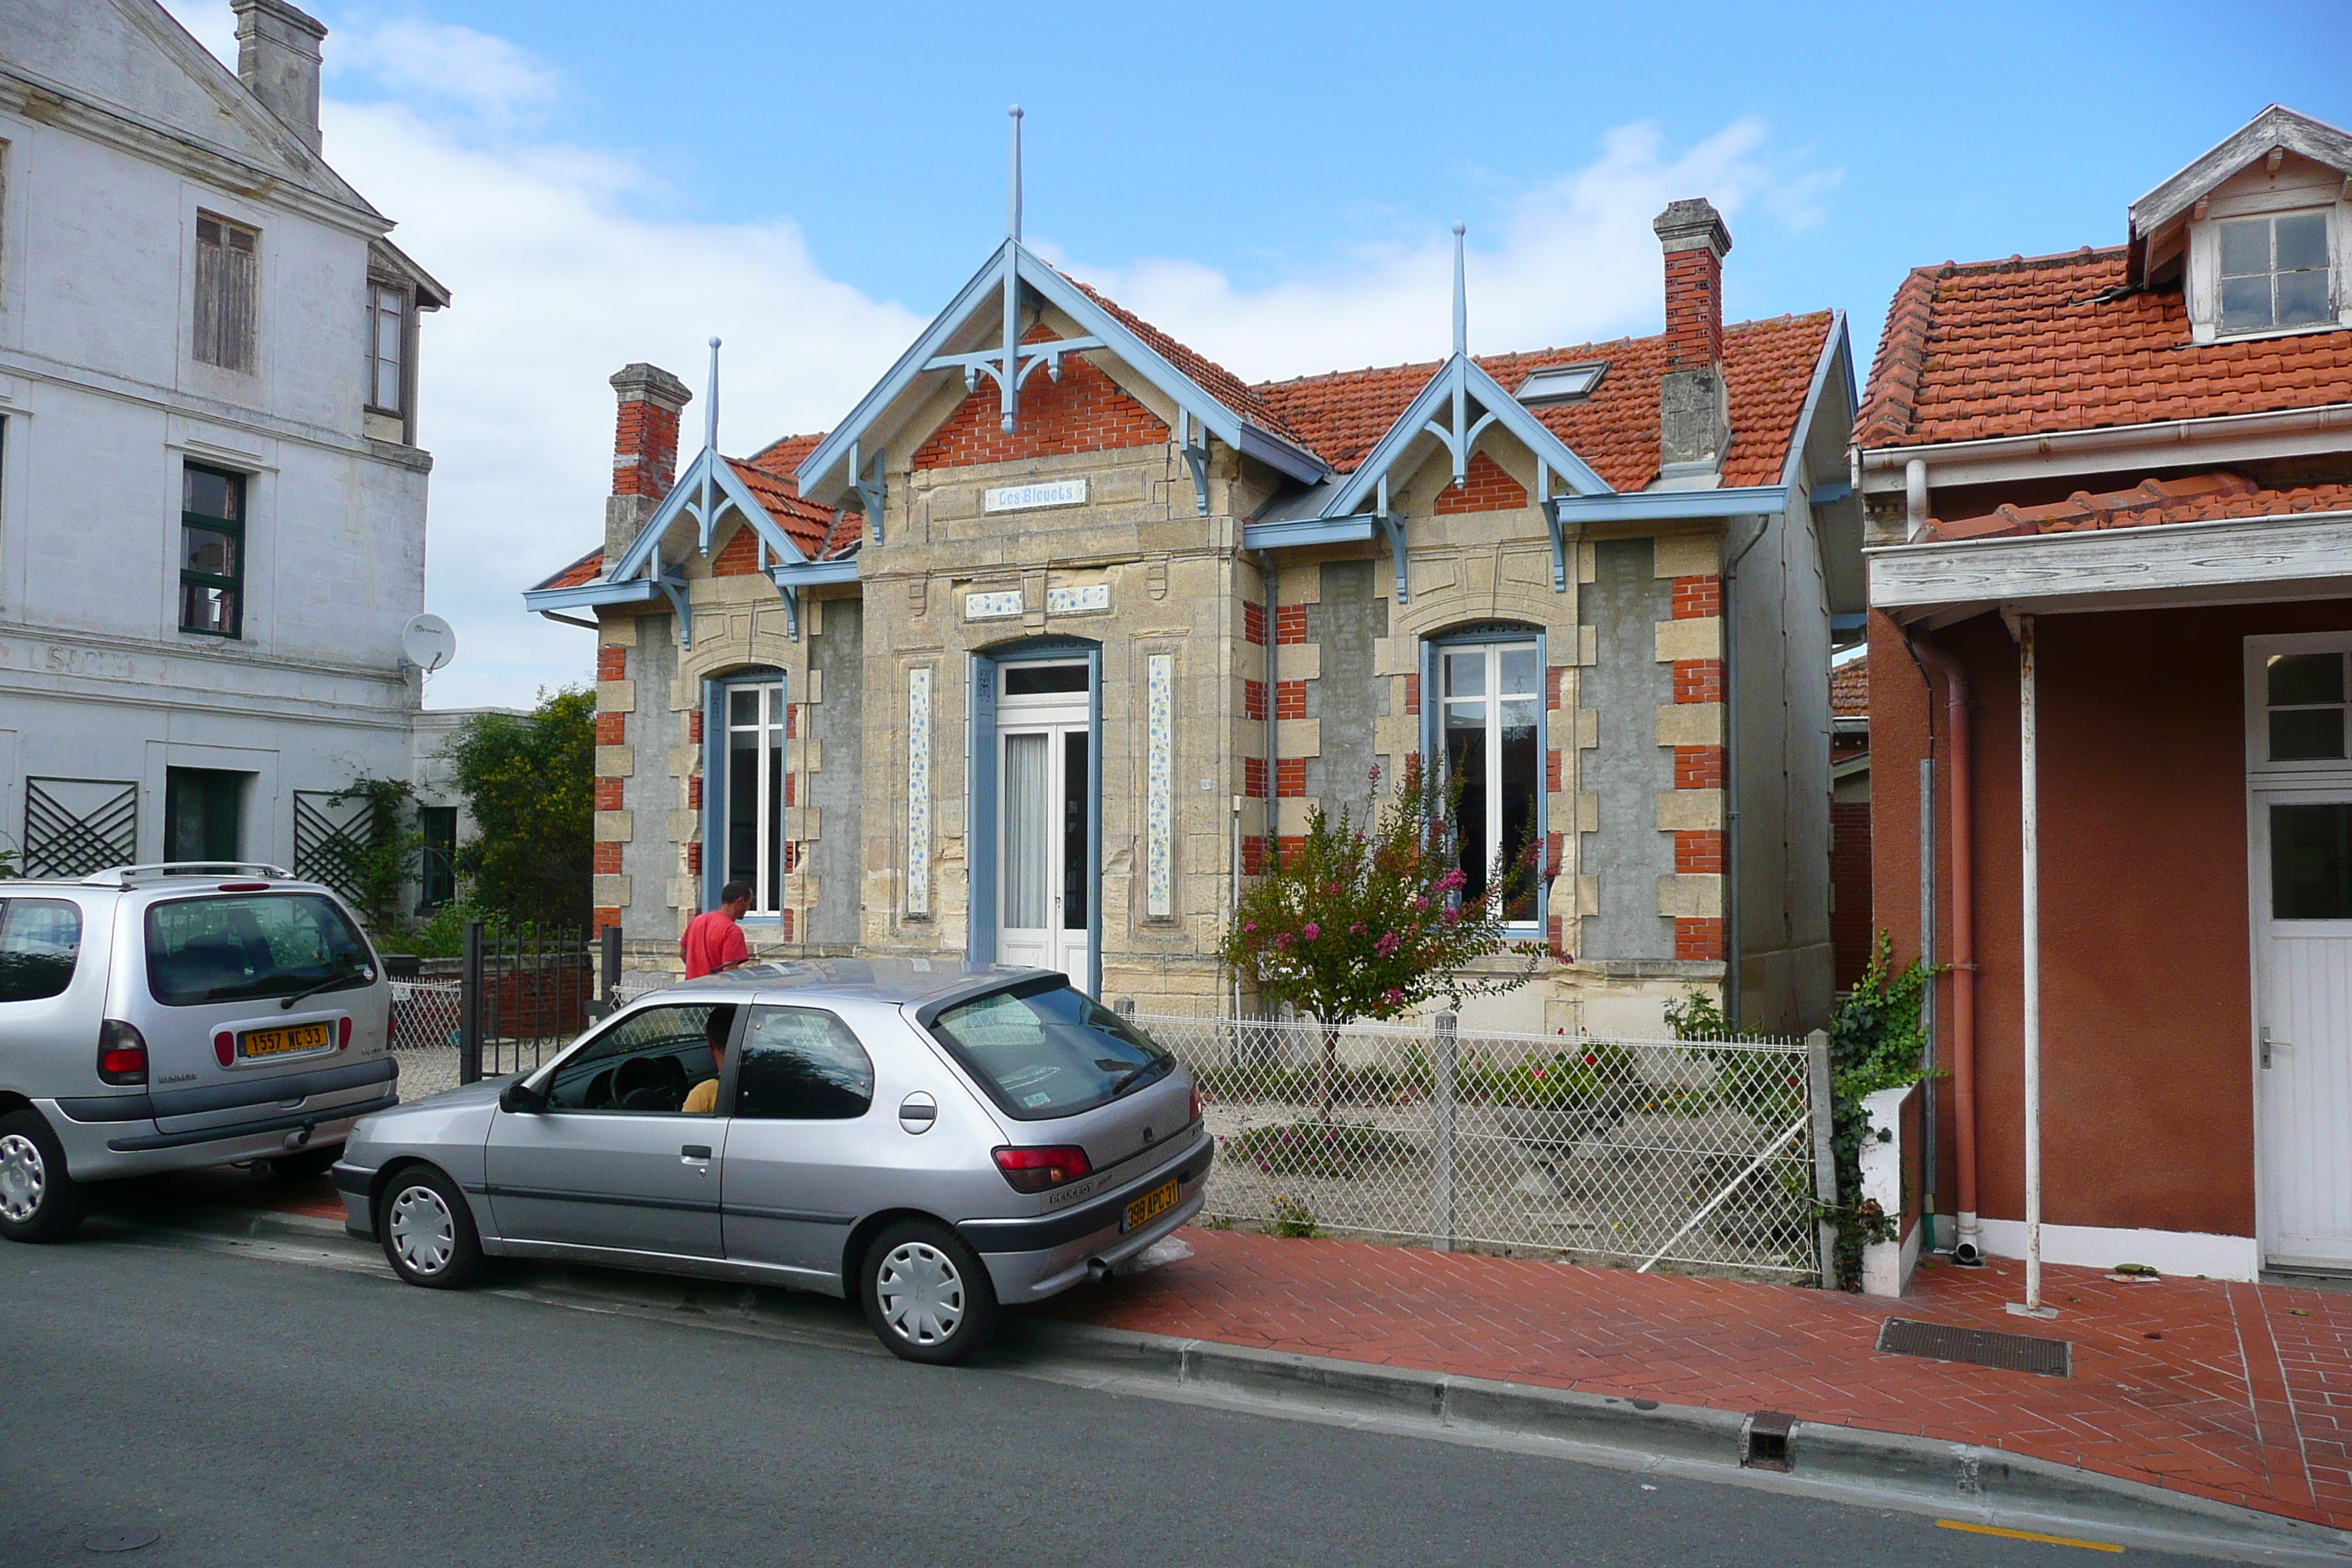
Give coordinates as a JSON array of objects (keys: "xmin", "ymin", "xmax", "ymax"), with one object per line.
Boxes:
[{"xmin": 0, "ymin": 1228, "xmax": 2234, "ymax": 1568}]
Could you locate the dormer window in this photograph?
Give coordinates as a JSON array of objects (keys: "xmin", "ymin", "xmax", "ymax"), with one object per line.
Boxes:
[
  {"xmin": 1516, "ymin": 361, "xmax": 1607, "ymax": 404},
  {"xmin": 2219, "ymin": 211, "xmax": 2332, "ymax": 335}
]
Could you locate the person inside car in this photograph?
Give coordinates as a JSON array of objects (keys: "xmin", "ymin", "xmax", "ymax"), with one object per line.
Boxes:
[{"xmin": 681, "ymin": 1006, "xmax": 733, "ymax": 1115}]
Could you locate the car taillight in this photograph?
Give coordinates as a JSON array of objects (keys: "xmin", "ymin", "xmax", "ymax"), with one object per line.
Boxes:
[
  {"xmin": 337, "ymin": 1016, "xmax": 352, "ymax": 1051},
  {"xmin": 992, "ymin": 1145, "xmax": 1093, "ymax": 1194},
  {"xmin": 1191, "ymin": 1084, "xmax": 1202, "ymax": 1123},
  {"xmin": 214, "ymin": 1029, "xmax": 235, "ymax": 1067},
  {"xmin": 97, "ymin": 1020, "xmax": 149, "ymax": 1086}
]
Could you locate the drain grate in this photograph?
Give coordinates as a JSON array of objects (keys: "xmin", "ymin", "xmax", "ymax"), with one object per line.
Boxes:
[{"xmin": 1877, "ymin": 1317, "xmax": 2071, "ymax": 1377}]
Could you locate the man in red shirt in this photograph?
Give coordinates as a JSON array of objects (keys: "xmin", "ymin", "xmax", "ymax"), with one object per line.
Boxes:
[{"xmin": 680, "ymin": 881, "xmax": 753, "ymax": 979}]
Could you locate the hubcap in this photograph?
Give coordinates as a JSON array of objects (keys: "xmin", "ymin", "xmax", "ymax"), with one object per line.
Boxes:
[
  {"xmin": 0, "ymin": 1133, "xmax": 45, "ymax": 1224},
  {"xmin": 386, "ymin": 1184, "xmax": 456, "ymax": 1276},
  {"xmin": 876, "ymin": 1241, "xmax": 965, "ymax": 1346}
]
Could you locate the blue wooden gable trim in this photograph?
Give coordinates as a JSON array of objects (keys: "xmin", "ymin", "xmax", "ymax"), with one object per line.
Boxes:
[
  {"xmin": 1320, "ymin": 354, "xmax": 1613, "ymax": 523},
  {"xmin": 606, "ymin": 447, "xmax": 810, "ymax": 584},
  {"xmin": 796, "ymin": 241, "xmax": 1330, "ymax": 508}
]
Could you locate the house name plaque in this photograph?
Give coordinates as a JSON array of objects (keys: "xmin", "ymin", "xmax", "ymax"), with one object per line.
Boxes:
[{"xmin": 983, "ymin": 478, "xmax": 1087, "ymax": 513}]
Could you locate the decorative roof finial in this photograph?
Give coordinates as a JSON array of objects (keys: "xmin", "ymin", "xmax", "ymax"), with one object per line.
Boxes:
[
  {"xmin": 704, "ymin": 336, "xmax": 721, "ymax": 452},
  {"xmin": 1452, "ymin": 222, "xmax": 1467, "ymax": 358},
  {"xmin": 1008, "ymin": 105, "xmax": 1025, "ymax": 246}
]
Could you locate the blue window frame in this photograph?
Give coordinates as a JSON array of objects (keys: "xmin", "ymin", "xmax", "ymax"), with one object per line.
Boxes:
[
  {"xmin": 968, "ymin": 638, "xmax": 1101, "ymax": 992},
  {"xmin": 1422, "ymin": 625, "xmax": 1547, "ymax": 930},
  {"xmin": 702, "ymin": 667, "xmax": 788, "ymax": 919}
]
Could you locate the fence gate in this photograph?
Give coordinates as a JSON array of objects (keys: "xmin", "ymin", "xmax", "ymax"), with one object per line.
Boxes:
[
  {"xmin": 1131, "ymin": 1013, "xmax": 1826, "ymax": 1281},
  {"xmin": 458, "ymin": 921, "xmax": 596, "ymax": 1083}
]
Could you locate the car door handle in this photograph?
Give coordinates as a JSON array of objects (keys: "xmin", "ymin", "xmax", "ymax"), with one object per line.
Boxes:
[{"xmin": 681, "ymin": 1145, "xmax": 712, "ymax": 1161}]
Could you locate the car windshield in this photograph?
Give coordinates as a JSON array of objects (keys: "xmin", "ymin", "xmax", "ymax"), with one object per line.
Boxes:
[
  {"xmin": 146, "ymin": 893, "xmax": 373, "ymax": 1007},
  {"xmin": 925, "ymin": 980, "xmax": 1172, "ymax": 1121}
]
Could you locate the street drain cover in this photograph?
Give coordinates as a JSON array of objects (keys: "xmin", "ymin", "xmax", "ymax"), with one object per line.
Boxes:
[{"xmin": 1877, "ymin": 1317, "xmax": 2071, "ymax": 1377}]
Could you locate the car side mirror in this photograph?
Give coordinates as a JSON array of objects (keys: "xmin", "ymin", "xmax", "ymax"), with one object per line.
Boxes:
[{"xmin": 498, "ymin": 1081, "xmax": 543, "ymax": 1114}]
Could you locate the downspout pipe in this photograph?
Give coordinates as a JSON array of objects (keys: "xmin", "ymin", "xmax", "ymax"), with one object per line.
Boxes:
[{"xmin": 1910, "ymin": 627, "xmax": 1982, "ymax": 1266}]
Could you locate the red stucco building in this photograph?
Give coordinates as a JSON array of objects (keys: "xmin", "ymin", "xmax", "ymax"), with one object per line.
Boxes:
[{"xmin": 1861, "ymin": 107, "xmax": 2352, "ymax": 1283}]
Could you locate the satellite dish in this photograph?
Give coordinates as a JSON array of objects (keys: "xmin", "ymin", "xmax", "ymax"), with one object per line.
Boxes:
[{"xmin": 401, "ymin": 613, "xmax": 456, "ymax": 674}]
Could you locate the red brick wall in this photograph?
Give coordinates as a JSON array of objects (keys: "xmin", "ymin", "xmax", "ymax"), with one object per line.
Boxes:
[
  {"xmin": 1276, "ymin": 758, "xmax": 1305, "ymax": 798},
  {"xmin": 598, "ymin": 646, "xmax": 627, "ymax": 681},
  {"xmin": 1244, "ymin": 680, "xmax": 1267, "ymax": 721},
  {"xmin": 592, "ymin": 905, "xmax": 620, "ymax": 933},
  {"xmin": 1672, "ymin": 660, "xmax": 1722, "ymax": 704},
  {"xmin": 1433, "ymin": 451, "xmax": 1529, "ymax": 514},
  {"xmin": 1545, "ymin": 666, "xmax": 1565, "ymax": 710},
  {"xmin": 1673, "ymin": 745, "xmax": 1725, "ymax": 789},
  {"xmin": 1546, "ymin": 749, "xmax": 1562, "ymax": 791},
  {"xmin": 592, "ymin": 842, "xmax": 621, "ymax": 875},
  {"xmin": 1405, "ymin": 674, "xmax": 1420, "ymax": 716},
  {"xmin": 1670, "ymin": 576, "xmax": 1722, "ymax": 619},
  {"xmin": 710, "ymin": 524, "xmax": 761, "ymax": 577},
  {"xmin": 1243, "ymin": 757, "xmax": 1266, "ymax": 796},
  {"xmin": 1663, "ymin": 246, "xmax": 1723, "ymax": 370},
  {"xmin": 595, "ymin": 712, "xmax": 625, "ymax": 745},
  {"xmin": 1275, "ymin": 680, "xmax": 1306, "ymax": 720},
  {"xmin": 1241, "ymin": 836, "xmax": 1265, "ymax": 875},
  {"xmin": 613, "ymin": 399, "xmax": 680, "ymax": 499},
  {"xmin": 1676, "ymin": 916, "xmax": 1724, "ymax": 961},
  {"xmin": 911, "ymin": 339, "xmax": 1169, "ymax": 468},
  {"xmin": 1275, "ymin": 605, "xmax": 1308, "ymax": 644},
  {"xmin": 1676, "ymin": 830, "xmax": 1724, "ymax": 875},
  {"xmin": 1243, "ymin": 601, "xmax": 1265, "ymax": 646},
  {"xmin": 595, "ymin": 777, "xmax": 624, "ymax": 811}
]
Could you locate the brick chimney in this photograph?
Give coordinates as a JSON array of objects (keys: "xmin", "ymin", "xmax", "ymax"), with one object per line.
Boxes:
[
  {"xmin": 606, "ymin": 363, "xmax": 692, "ymax": 565},
  {"xmin": 1652, "ymin": 197, "xmax": 1733, "ymax": 483},
  {"xmin": 231, "ymin": 0, "xmax": 327, "ymax": 155}
]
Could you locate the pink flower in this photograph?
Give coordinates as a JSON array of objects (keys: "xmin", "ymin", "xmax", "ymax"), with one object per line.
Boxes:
[
  {"xmin": 1582, "ymin": 1052, "xmax": 1598, "ymax": 1067},
  {"xmin": 1375, "ymin": 932, "xmax": 1401, "ymax": 958},
  {"xmin": 1442, "ymin": 907, "xmax": 1460, "ymax": 926},
  {"xmin": 1302, "ymin": 923, "xmax": 1320, "ymax": 941},
  {"xmin": 1531, "ymin": 1067, "xmax": 1548, "ymax": 1081},
  {"xmin": 1349, "ymin": 921, "xmax": 1367, "ymax": 936},
  {"xmin": 1411, "ymin": 896, "xmax": 1428, "ymax": 913},
  {"xmin": 1273, "ymin": 932, "xmax": 1292, "ymax": 950},
  {"xmin": 1382, "ymin": 987, "xmax": 1404, "ymax": 1006},
  {"xmin": 1244, "ymin": 921, "xmax": 1257, "ymax": 934}
]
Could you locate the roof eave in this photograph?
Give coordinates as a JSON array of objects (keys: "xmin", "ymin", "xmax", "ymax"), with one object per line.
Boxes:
[{"xmin": 2130, "ymin": 105, "xmax": 2352, "ymax": 241}]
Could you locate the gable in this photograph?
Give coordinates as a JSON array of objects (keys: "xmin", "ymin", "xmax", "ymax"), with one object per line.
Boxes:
[
  {"xmin": 4, "ymin": 0, "xmax": 377, "ymax": 222},
  {"xmin": 1432, "ymin": 451, "xmax": 1531, "ymax": 514},
  {"xmin": 912, "ymin": 336, "xmax": 1170, "ymax": 470}
]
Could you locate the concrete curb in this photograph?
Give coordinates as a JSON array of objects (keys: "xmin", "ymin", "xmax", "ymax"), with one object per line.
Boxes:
[
  {"xmin": 1011, "ymin": 1320, "xmax": 2352, "ymax": 1564},
  {"xmin": 118, "ymin": 1203, "xmax": 2352, "ymax": 1563}
]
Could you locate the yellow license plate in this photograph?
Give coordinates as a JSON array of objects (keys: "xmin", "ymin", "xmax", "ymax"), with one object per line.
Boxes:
[
  {"xmin": 241, "ymin": 1021, "xmax": 332, "ymax": 1059},
  {"xmin": 1123, "ymin": 1179, "xmax": 1180, "ymax": 1234}
]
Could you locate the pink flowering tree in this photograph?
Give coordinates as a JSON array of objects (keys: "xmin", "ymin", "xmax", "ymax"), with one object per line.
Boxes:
[{"xmin": 1221, "ymin": 758, "xmax": 1548, "ymax": 1117}]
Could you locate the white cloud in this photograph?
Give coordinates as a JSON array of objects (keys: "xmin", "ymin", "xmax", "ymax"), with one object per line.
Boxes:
[
  {"xmin": 1053, "ymin": 118, "xmax": 1838, "ymax": 379},
  {"xmin": 332, "ymin": 19, "xmax": 559, "ymax": 135}
]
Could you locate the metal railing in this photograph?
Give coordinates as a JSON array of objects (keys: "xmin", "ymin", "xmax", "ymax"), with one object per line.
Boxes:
[
  {"xmin": 456, "ymin": 921, "xmax": 598, "ymax": 1084},
  {"xmin": 1130, "ymin": 1012, "xmax": 1827, "ymax": 1281}
]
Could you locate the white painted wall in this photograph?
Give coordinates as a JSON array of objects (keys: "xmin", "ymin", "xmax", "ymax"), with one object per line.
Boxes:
[{"xmin": 0, "ymin": 0, "xmax": 459, "ymax": 877}]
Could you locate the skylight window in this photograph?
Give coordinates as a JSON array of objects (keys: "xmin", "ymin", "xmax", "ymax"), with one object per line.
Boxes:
[
  {"xmin": 2218, "ymin": 211, "xmax": 2332, "ymax": 335},
  {"xmin": 1516, "ymin": 362, "xmax": 1607, "ymax": 404}
]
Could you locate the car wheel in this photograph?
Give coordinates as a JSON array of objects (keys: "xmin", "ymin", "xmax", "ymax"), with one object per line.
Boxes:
[
  {"xmin": 0, "ymin": 1109, "xmax": 85, "ymax": 1244},
  {"xmin": 377, "ymin": 1166, "xmax": 483, "ymax": 1289},
  {"xmin": 266, "ymin": 1145, "xmax": 339, "ymax": 1182},
  {"xmin": 859, "ymin": 1219, "xmax": 998, "ymax": 1365}
]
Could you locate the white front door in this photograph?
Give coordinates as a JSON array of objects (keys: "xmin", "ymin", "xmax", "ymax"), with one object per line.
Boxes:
[
  {"xmin": 996, "ymin": 666, "xmax": 1090, "ymax": 989},
  {"xmin": 2255, "ymin": 788, "xmax": 2352, "ymax": 1267}
]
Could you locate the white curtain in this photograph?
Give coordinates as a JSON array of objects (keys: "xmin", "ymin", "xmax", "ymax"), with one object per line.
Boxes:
[{"xmin": 1003, "ymin": 732, "xmax": 1049, "ymax": 929}]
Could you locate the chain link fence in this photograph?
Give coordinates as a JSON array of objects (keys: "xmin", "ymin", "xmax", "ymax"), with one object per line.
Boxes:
[
  {"xmin": 1130, "ymin": 1013, "xmax": 1823, "ymax": 1281},
  {"xmin": 389, "ymin": 980, "xmax": 463, "ymax": 1100}
]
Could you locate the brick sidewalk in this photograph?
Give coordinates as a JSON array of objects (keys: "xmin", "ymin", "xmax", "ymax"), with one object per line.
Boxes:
[{"xmin": 1037, "ymin": 1229, "xmax": 2352, "ymax": 1532}]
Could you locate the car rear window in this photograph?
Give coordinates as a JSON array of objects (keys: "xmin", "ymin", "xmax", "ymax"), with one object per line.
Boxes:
[
  {"xmin": 0, "ymin": 899, "xmax": 82, "ymax": 1003},
  {"xmin": 146, "ymin": 893, "xmax": 372, "ymax": 1007},
  {"xmin": 925, "ymin": 980, "xmax": 1172, "ymax": 1121}
]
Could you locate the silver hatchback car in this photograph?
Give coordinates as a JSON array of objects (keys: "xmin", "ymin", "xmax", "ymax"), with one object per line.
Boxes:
[
  {"xmin": 0, "ymin": 864, "xmax": 393, "ymax": 1243},
  {"xmin": 333, "ymin": 960, "xmax": 1210, "ymax": 1364}
]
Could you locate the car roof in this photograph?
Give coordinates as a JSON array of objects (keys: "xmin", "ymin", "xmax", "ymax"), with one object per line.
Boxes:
[{"xmin": 641, "ymin": 957, "xmax": 1058, "ymax": 1009}]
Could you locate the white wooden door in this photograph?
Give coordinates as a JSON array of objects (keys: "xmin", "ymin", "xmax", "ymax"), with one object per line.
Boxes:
[
  {"xmin": 2256, "ymin": 789, "xmax": 2352, "ymax": 1267},
  {"xmin": 995, "ymin": 675, "xmax": 1090, "ymax": 988}
]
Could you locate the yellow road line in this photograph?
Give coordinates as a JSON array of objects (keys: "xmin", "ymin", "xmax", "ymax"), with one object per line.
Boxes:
[{"xmin": 1936, "ymin": 1520, "xmax": 2123, "ymax": 1552}]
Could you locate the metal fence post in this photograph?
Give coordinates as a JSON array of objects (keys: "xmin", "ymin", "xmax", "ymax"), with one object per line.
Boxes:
[
  {"xmin": 600, "ymin": 923, "xmax": 622, "ymax": 1017},
  {"xmin": 1433, "ymin": 1011, "xmax": 1458, "ymax": 1252},
  {"xmin": 1806, "ymin": 1027, "xmax": 1838, "ymax": 1286},
  {"xmin": 459, "ymin": 919, "xmax": 484, "ymax": 1085}
]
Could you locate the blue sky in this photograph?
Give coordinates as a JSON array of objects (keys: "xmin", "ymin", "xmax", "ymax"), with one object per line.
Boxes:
[{"xmin": 166, "ymin": 1, "xmax": 2352, "ymax": 708}]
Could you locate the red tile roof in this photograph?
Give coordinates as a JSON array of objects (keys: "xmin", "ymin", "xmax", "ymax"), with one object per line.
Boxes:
[
  {"xmin": 1926, "ymin": 470, "xmax": 2352, "ymax": 542},
  {"xmin": 1831, "ymin": 655, "xmax": 1868, "ymax": 718},
  {"xmin": 1068, "ymin": 279, "xmax": 1315, "ymax": 453},
  {"xmin": 1253, "ymin": 312, "xmax": 1836, "ymax": 490},
  {"xmin": 1856, "ymin": 246, "xmax": 2352, "ymax": 450},
  {"xmin": 534, "ymin": 547, "xmax": 605, "ymax": 591}
]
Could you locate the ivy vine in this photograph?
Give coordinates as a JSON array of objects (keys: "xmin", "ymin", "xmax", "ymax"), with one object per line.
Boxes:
[{"xmin": 1820, "ymin": 934, "xmax": 1936, "ymax": 1290}]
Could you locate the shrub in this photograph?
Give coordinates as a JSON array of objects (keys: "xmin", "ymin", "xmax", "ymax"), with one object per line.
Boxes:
[{"xmin": 1236, "ymin": 1120, "xmax": 1417, "ymax": 1178}]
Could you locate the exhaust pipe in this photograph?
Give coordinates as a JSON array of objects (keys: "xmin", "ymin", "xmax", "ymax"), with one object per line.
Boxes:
[{"xmin": 1085, "ymin": 1258, "xmax": 1112, "ymax": 1284}]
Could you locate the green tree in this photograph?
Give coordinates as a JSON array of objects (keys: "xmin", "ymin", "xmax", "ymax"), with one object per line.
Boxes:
[
  {"xmin": 1221, "ymin": 758, "xmax": 1544, "ymax": 1116},
  {"xmin": 441, "ymin": 687, "xmax": 595, "ymax": 930},
  {"xmin": 328, "ymin": 775, "xmax": 423, "ymax": 932}
]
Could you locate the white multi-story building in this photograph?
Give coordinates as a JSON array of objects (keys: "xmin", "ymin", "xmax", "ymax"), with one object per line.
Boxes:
[{"xmin": 0, "ymin": 0, "xmax": 461, "ymax": 892}]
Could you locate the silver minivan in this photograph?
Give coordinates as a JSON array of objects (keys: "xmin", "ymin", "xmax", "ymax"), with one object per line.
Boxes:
[
  {"xmin": 333, "ymin": 960, "xmax": 1210, "ymax": 1364},
  {"xmin": 0, "ymin": 864, "xmax": 393, "ymax": 1243}
]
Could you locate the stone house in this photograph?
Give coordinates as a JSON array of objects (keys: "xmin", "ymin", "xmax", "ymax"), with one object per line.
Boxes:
[
  {"xmin": 0, "ymin": 0, "xmax": 472, "ymax": 908},
  {"xmin": 529, "ymin": 182, "xmax": 1861, "ymax": 1036},
  {"xmin": 1861, "ymin": 105, "xmax": 2352, "ymax": 1282}
]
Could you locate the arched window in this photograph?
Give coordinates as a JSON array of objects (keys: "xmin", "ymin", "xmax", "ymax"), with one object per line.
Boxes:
[{"xmin": 1430, "ymin": 626, "xmax": 1544, "ymax": 927}]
